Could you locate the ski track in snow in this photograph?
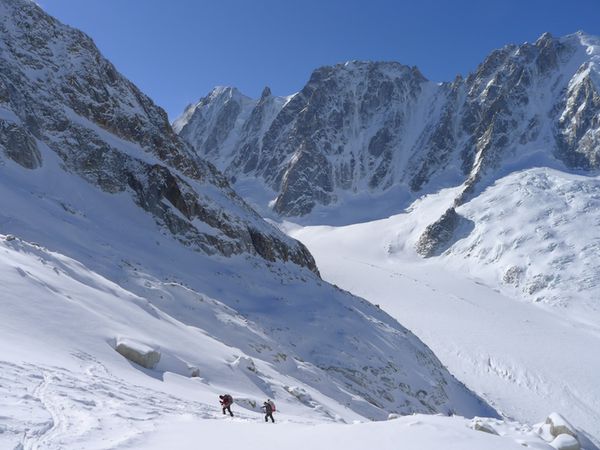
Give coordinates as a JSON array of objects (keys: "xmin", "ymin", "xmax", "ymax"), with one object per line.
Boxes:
[
  {"xmin": 1, "ymin": 356, "xmax": 340, "ymax": 449},
  {"xmin": 0, "ymin": 356, "xmax": 222, "ymax": 449},
  {"xmin": 1, "ymin": 354, "xmax": 573, "ymax": 450}
]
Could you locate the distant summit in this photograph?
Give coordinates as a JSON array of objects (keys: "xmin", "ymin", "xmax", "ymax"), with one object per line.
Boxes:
[{"xmin": 176, "ymin": 32, "xmax": 600, "ymax": 218}]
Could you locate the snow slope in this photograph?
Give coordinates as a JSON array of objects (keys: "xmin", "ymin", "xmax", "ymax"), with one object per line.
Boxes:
[
  {"xmin": 288, "ymin": 167, "xmax": 600, "ymax": 446},
  {"xmin": 1, "ymin": 232, "xmax": 377, "ymax": 448},
  {"xmin": 0, "ymin": 227, "xmax": 532, "ymax": 450},
  {"xmin": 0, "ymin": 131, "xmax": 498, "ymax": 421},
  {"xmin": 129, "ymin": 415, "xmax": 566, "ymax": 450},
  {"xmin": 0, "ymin": 232, "xmax": 579, "ymax": 448},
  {"xmin": 2, "ymin": 1, "xmax": 596, "ymax": 448}
]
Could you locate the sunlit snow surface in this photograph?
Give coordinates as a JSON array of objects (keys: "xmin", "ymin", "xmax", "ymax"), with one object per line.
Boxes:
[
  {"xmin": 288, "ymin": 167, "xmax": 600, "ymax": 447},
  {"xmin": 0, "ymin": 142, "xmax": 495, "ymax": 447},
  {"xmin": 0, "ymin": 233, "xmax": 551, "ymax": 450},
  {"xmin": 1, "ymin": 166, "xmax": 598, "ymax": 449}
]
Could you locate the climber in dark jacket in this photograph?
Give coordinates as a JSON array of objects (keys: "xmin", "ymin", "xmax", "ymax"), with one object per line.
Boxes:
[
  {"xmin": 219, "ymin": 394, "xmax": 234, "ymax": 417},
  {"xmin": 262, "ymin": 400, "xmax": 275, "ymax": 423}
]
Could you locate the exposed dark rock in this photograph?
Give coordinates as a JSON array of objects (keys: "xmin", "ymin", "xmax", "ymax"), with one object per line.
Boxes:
[
  {"xmin": 556, "ymin": 69, "xmax": 600, "ymax": 169},
  {"xmin": 0, "ymin": 0, "xmax": 318, "ymax": 273},
  {"xmin": 0, "ymin": 120, "xmax": 41, "ymax": 169},
  {"xmin": 415, "ymin": 208, "xmax": 472, "ymax": 257},
  {"xmin": 260, "ymin": 86, "xmax": 271, "ymax": 99}
]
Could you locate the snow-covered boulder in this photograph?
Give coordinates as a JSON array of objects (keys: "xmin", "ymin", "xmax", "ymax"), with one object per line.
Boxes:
[
  {"xmin": 231, "ymin": 356, "xmax": 257, "ymax": 373},
  {"xmin": 471, "ymin": 419, "xmax": 499, "ymax": 435},
  {"xmin": 115, "ymin": 339, "xmax": 161, "ymax": 369},
  {"xmin": 538, "ymin": 413, "xmax": 580, "ymax": 450},
  {"xmin": 550, "ymin": 434, "xmax": 580, "ymax": 450},
  {"xmin": 153, "ymin": 351, "xmax": 201, "ymax": 378},
  {"xmin": 545, "ymin": 413, "xmax": 577, "ymax": 438}
]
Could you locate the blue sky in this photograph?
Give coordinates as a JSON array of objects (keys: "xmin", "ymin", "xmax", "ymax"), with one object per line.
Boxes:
[{"xmin": 41, "ymin": 0, "xmax": 600, "ymax": 119}]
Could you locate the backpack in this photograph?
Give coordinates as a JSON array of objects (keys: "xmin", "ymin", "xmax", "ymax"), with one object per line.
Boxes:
[{"xmin": 268, "ymin": 400, "xmax": 276, "ymax": 412}]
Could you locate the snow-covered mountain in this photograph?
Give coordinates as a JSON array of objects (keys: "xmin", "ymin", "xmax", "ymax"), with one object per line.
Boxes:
[
  {"xmin": 0, "ymin": 0, "xmax": 320, "ymax": 270},
  {"xmin": 0, "ymin": 0, "xmax": 506, "ymax": 447},
  {"xmin": 176, "ymin": 31, "xmax": 600, "ymax": 219},
  {"xmin": 176, "ymin": 31, "xmax": 600, "ymax": 309}
]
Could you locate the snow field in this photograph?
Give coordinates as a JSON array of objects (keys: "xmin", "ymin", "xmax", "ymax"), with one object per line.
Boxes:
[
  {"xmin": 0, "ymin": 235, "xmax": 486, "ymax": 450},
  {"xmin": 126, "ymin": 414, "xmax": 566, "ymax": 450},
  {"xmin": 288, "ymin": 168, "xmax": 600, "ymax": 446}
]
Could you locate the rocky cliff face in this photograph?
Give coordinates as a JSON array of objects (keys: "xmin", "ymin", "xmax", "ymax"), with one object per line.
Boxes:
[
  {"xmin": 176, "ymin": 32, "xmax": 600, "ymax": 222},
  {"xmin": 177, "ymin": 62, "xmax": 439, "ymax": 216},
  {"xmin": 0, "ymin": 0, "xmax": 316, "ymax": 272}
]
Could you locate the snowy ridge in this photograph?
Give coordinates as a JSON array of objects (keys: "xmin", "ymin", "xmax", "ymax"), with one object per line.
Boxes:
[
  {"xmin": 173, "ymin": 86, "xmax": 258, "ymax": 167},
  {"xmin": 178, "ymin": 31, "xmax": 600, "ymax": 220},
  {"xmin": 444, "ymin": 168, "xmax": 600, "ymax": 315},
  {"xmin": 177, "ymin": 61, "xmax": 439, "ymax": 217}
]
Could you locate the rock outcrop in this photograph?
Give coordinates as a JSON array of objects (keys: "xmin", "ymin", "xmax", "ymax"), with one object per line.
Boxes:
[
  {"xmin": 0, "ymin": 0, "xmax": 317, "ymax": 273},
  {"xmin": 415, "ymin": 208, "xmax": 461, "ymax": 257},
  {"xmin": 0, "ymin": 120, "xmax": 41, "ymax": 169},
  {"xmin": 545, "ymin": 413, "xmax": 578, "ymax": 439}
]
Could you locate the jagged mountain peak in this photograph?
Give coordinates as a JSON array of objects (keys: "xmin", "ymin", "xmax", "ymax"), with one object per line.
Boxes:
[
  {"xmin": 564, "ymin": 29, "xmax": 600, "ymax": 45},
  {"xmin": 260, "ymin": 85, "xmax": 272, "ymax": 99},
  {"xmin": 173, "ymin": 86, "xmax": 252, "ymax": 133},
  {"xmin": 177, "ymin": 32, "xmax": 600, "ymax": 220},
  {"xmin": 535, "ymin": 30, "xmax": 555, "ymax": 45},
  {"xmin": 204, "ymin": 85, "xmax": 252, "ymax": 105},
  {"xmin": 309, "ymin": 60, "xmax": 427, "ymax": 79},
  {"xmin": 298, "ymin": 61, "xmax": 429, "ymax": 104},
  {"xmin": 0, "ymin": 0, "xmax": 319, "ymax": 271}
]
